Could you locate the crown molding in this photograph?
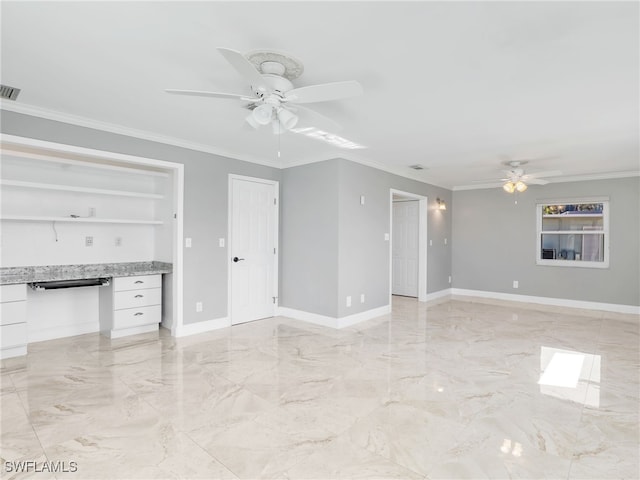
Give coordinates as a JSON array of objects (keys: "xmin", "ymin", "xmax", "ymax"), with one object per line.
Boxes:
[
  {"xmin": 0, "ymin": 101, "xmax": 452, "ymax": 189},
  {"xmin": 0, "ymin": 101, "xmax": 282, "ymax": 169}
]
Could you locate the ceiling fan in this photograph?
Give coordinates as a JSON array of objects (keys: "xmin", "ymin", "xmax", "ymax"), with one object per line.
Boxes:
[
  {"xmin": 166, "ymin": 48, "xmax": 363, "ymax": 134},
  {"xmin": 498, "ymin": 160, "xmax": 561, "ymax": 193}
]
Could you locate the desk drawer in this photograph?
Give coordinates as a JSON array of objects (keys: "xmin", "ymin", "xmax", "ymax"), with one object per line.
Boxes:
[
  {"xmin": 114, "ymin": 288, "xmax": 161, "ymax": 310},
  {"xmin": 113, "ymin": 305, "xmax": 161, "ymax": 330},
  {"xmin": 0, "ymin": 301, "xmax": 26, "ymax": 326},
  {"xmin": 1, "ymin": 323, "xmax": 27, "ymax": 349},
  {"xmin": 114, "ymin": 275, "xmax": 161, "ymax": 292},
  {"xmin": 0, "ymin": 284, "xmax": 27, "ymax": 303}
]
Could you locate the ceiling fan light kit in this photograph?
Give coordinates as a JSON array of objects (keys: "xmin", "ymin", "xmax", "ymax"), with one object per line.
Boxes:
[
  {"xmin": 503, "ymin": 180, "xmax": 527, "ymax": 193},
  {"xmin": 167, "ymin": 47, "xmax": 363, "ymax": 136}
]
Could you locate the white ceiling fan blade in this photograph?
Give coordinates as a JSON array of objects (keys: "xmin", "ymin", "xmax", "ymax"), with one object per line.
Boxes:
[
  {"xmin": 527, "ymin": 178, "xmax": 550, "ymax": 185},
  {"xmin": 165, "ymin": 89, "xmax": 254, "ymax": 101},
  {"xmin": 525, "ymin": 170, "xmax": 563, "ymax": 179},
  {"xmin": 284, "ymin": 81, "xmax": 363, "ymax": 104},
  {"xmin": 217, "ymin": 47, "xmax": 270, "ymax": 94},
  {"xmin": 471, "ymin": 178, "xmax": 506, "ymax": 183},
  {"xmin": 291, "ymin": 104, "xmax": 344, "ymax": 132}
]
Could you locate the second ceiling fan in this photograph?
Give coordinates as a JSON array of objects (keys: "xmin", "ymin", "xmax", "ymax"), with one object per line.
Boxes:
[{"xmin": 166, "ymin": 48, "xmax": 363, "ymax": 134}]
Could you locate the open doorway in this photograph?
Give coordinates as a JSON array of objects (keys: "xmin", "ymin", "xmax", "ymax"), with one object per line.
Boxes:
[{"xmin": 389, "ymin": 189, "xmax": 427, "ymax": 303}]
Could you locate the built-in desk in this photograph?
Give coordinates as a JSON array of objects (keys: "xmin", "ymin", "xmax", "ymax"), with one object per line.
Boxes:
[{"xmin": 0, "ymin": 261, "xmax": 172, "ymax": 359}]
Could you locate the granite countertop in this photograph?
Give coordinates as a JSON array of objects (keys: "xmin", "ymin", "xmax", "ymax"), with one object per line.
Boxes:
[{"xmin": 0, "ymin": 261, "xmax": 172, "ymax": 285}]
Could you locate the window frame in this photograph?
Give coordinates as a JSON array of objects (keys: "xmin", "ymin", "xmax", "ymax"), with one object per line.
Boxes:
[{"xmin": 535, "ymin": 197, "xmax": 610, "ymax": 269}]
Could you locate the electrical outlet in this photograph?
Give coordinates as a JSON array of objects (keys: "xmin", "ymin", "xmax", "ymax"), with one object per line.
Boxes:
[
  {"xmin": 360, "ymin": 195, "xmax": 365, "ymax": 205},
  {"xmin": 196, "ymin": 302, "xmax": 203, "ymax": 312},
  {"xmin": 115, "ymin": 237, "xmax": 122, "ymax": 247},
  {"xmin": 444, "ymin": 238, "xmax": 448, "ymax": 245},
  {"xmin": 85, "ymin": 236, "xmax": 93, "ymax": 247},
  {"xmin": 513, "ymin": 280, "xmax": 519, "ymax": 289},
  {"xmin": 448, "ymin": 275, "xmax": 452, "ymax": 284},
  {"xmin": 88, "ymin": 207, "xmax": 96, "ymax": 217},
  {"xmin": 360, "ymin": 293, "xmax": 365, "ymax": 303},
  {"xmin": 346, "ymin": 296, "xmax": 352, "ymax": 307}
]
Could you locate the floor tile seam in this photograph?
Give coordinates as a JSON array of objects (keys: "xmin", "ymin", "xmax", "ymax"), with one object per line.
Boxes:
[
  {"xmin": 341, "ymin": 434, "xmax": 431, "ymax": 479},
  {"xmin": 3, "ymin": 370, "xmax": 18, "ymax": 395},
  {"xmin": 178, "ymin": 428, "xmax": 241, "ymax": 480},
  {"xmin": 13, "ymin": 386, "xmax": 54, "ymax": 470},
  {"xmin": 342, "ymin": 430, "xmax": 434, "ymax": 479},
  {"xmin": 566, "ymin": 314, "xmax": 606, "ymax": 480}
]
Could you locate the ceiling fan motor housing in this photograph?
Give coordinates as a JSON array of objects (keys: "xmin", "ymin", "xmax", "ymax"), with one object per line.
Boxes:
[{"xmin": 255, "ymin": 74, "xmax": 294, "ymax": 97}]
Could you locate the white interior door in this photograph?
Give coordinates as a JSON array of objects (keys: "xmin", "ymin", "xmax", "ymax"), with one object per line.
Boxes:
[
  {"xmin": 392, "ymin": 200, "xmax": 419, "ymax": 297},
  {"xmin": 230, "ymin": 176, "xmax": 278, "ymax": 325}
]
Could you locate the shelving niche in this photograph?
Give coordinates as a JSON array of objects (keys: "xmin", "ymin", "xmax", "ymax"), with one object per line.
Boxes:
[{"xmin": 1, "ymin": 146, "xmax": 174, "ymax": 267}]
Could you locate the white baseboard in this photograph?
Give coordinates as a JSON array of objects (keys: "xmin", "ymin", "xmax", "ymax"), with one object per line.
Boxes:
[
  {"xmin": 451, "ymin": 288, "xmax": 640, "ymax": 316},
  {"xmin": 424, "ymin": 288, "xmax": 453, "ymax": 303},
  {"xmin": 338, "ymin": 304, "xmax": 391, "ymax": 328},
  {"xmin": 0, "ymin": 345, "xmax": 27, "ymax": 360},
  {"xmin": 277, "ymin": 304, "xmax": 391, "ymax": 329},
  {"xmin": 174, "ymin": 316, "xmax": 230, "ymax": 337},
  {"xmin": 28, "ymin": 322, "xmax": 99, "ymax": 343},
  {"xmin": 107, "ymin": 323, "xmax": 158, "ymax": 339}
]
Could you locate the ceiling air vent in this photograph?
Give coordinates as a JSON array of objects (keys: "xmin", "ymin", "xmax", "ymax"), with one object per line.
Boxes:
[
  {"xmin": 409, "ymin": 164, "xmax": 426, "ymax": 170},
  {"xmin": 0, "ymin": 85, "xmax": 21, "ymax": 101}
]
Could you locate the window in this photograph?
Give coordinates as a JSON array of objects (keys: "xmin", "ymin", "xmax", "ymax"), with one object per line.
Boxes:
[{"xmin": 536, "ymin": 199, "xmax": 609, "ymax": 268}]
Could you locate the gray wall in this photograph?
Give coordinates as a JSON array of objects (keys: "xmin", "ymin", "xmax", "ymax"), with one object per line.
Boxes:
[
  {"xmin": 280, "ymin": 158, "xmax": 452, "ymax": 318},
  {"xmin": 280, "ymin": 160, "xmax": 340, "ymax": 317},
  {"xmin": 1, "ymin": 111, "xmax": 281, "ymax": 325},
  {"xmin": 452, "ymin": 177, "xmax": 640, "ymax": 307},
  {"xmin": 336, "ymin": 159, "xmax": 452, "ymax": 317}
]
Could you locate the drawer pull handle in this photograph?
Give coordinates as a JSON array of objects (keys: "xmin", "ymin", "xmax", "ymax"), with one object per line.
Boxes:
[
  {"xmin": 134, "ymin": 295, "xmax": 144, "ymax": 298},
  {"xmin": 134, "ymin": 281, "xmax": 144, "ymax": 284},
  {"xmin": 134, "ymin": 312, "xmax": 144, "ymax": 316}
]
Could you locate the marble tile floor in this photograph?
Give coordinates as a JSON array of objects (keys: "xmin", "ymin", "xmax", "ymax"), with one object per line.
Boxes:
[{"xmin": 1, "ymin": 297, "xmax": 638, "ymax": 479}]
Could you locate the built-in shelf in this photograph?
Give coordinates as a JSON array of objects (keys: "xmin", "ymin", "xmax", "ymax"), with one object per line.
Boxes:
[
  {"xmin": 1, "ymin": 215, "xmax": 163, "ymax": 225},
  {"xmin": 542, "ymin": 230, "xmax": 603, "ymax": 234},
  {"xmin": 2, "ymin": 148, "xmax": 170, "ymax": 177},
  {"xmin": 542, "ymin": 213, "xmax": 602, "ymax": 218},
  {"xmin": 0, "ymin": 180, "xmax": 164, "ymax": 199}
]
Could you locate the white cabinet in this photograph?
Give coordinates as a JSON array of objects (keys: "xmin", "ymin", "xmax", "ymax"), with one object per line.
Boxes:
[
  {"xmin": 99, "ymin": 274, "xmax": 162, "ymax": 338},
  {"xmin": 0, "ymin": 284, "xmax": 28, "ymax": 358}
]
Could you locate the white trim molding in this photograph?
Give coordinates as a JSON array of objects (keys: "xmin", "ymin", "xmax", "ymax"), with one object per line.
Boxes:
[
  {"xmin": 1, "ymin": 101, "xmax": 281, "ymax": 169},
  {"xmin": 451, "ymin": 288, "xmax": 640, "ymax": 316},
  {"xmin": 424, "ymin": 288, "xmax": 453, "ymax": 303},
  {"xmin": 174, "ymin": 317, "xmax": 230, "ymax": 337},
  {"xmin": 277, "ymin": 304, "xmax": 391, "ymax": 329}
]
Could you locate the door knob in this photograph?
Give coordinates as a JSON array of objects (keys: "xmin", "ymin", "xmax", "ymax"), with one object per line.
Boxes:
[{"xmin": 232, "ymin": 257, "xmax": 245, "ymax": 263}]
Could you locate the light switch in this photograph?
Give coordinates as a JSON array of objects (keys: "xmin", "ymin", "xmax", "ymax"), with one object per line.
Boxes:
[
  {"xmin": 219, "ymin": 238, "xmax": 225, "ymax": 248},
  {"xmin": 429, "ymin": 239, "xmax": 433, "ymax": 246},
  {"xmin": 185, "ymin": 238, "xmax": 192, "ymax": 248},
  {"xmin": 360, "ymin": 195, "xmax": 365, "ymax": 205},
  {"xmin": 384, "ymin": 233, "xmax": 390, "ymax": 241}
]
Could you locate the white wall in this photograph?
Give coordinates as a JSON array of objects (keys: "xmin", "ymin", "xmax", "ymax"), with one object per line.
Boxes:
[{"xmin": 1, "ymin": 153, "xmax": 164, "ymax": 267}]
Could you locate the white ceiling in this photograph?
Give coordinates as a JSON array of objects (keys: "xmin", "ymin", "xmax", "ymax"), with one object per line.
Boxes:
[{"xmin": 1, "ymin": 1, "xmax": 638, "ymax": 189}]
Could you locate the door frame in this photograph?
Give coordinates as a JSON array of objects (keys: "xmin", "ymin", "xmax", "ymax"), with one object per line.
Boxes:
[
  {"xmin": 389, "ymin": 189, "xmax": 427, "ymax": 303},
  {"xmin": 227, "ymin": 174, "xmax": 279, "ymax": 324}
]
